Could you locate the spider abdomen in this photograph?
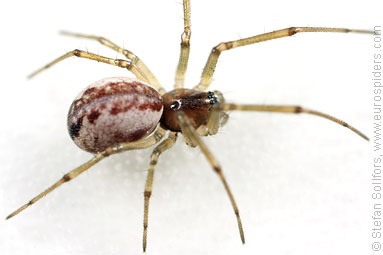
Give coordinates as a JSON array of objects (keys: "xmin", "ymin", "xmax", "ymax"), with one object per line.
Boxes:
[{"xmin": 67, "ymin": 77, "xmax": 163, "ymax": 153}]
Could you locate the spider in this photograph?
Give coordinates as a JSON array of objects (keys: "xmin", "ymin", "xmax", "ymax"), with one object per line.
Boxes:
[{"xmin": 6, "ymin": 0, "xmax": 371, "ymax": 252}]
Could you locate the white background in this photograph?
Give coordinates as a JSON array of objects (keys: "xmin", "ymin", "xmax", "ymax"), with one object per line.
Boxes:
[{"xmin": 0, "ymin": 0, "xmax": 380, "ymax": 254}]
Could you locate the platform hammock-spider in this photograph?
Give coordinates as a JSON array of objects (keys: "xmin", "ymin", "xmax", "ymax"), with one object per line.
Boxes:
[{"xmin": 7, "ymin": 0, "xmax": 371, "ymax": 252}]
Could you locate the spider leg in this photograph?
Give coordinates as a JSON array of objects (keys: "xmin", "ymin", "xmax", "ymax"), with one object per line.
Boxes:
[
  {"xmin": 223, "ymin": 103, "xmax": 369, "ymax": 141},
  {"xmin": 6, "ymin": 127, "xmax": 166, "ymax": 220},
  {"xmin": 174, "ymin": 0, "xmax": 191, "ymax": 89},
  {"xmin": 143, "ymin": 132, "xmax": 178, "ymax": 252},
  {"xmin": 28, "ymin": 49, "xmax": 152, "ymax": 84},
  {"xmin": 60, "ymin": 31, "xmax": 165, "ymax": 94},
  {"xmin": 194, "ymin": 27, "xmax": 373, "ymax": 91},
  {"xmin": 176, "ymin": 111, "xmax": 245, "ymax": 244}
]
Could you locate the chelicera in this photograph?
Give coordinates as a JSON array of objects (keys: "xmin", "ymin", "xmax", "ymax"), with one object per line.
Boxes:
[{"xmin": 7, "ymin": 0, "xmax": 371, "ymax": 252}]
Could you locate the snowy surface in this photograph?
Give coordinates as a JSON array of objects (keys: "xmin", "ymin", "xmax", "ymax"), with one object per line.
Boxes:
[{"xmin": 0, "ymin": 0, "xmax": 376, "ymax": 254}]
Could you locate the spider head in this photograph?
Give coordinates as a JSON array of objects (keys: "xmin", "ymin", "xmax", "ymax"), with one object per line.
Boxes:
[{"xmin": 160, "ymin": 89, "xmax": 224, "ymax": 132}]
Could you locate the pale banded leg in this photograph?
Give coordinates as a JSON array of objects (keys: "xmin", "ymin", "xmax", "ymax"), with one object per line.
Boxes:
[
  {"xmin": 223, "ymin": 103, "xmax": 369, "ymax": 141},
  {"xmin": 6, "ymin": 127, "xmax": 167, "ymax": 220},
  {"xmin": 194, "ymin": 27, "xmax": 373, "ymax": 91},
  {"xmin": 176, "ymin": 111, "xmax": 245, "ymax": 244},
  {"xmin": 143, "ymin": 132, "xmax": 178, "ymax": 252},
  {"xmin": 28, "ymin": 49, "xmax": 150, "ymax": 84},
  {"xmin": 60, "ymin": 31, "xmax": 165, "ymax": 94},
  {"xmin": 174, "ymin": 0, "xmax": 191, "ymax": 89}
]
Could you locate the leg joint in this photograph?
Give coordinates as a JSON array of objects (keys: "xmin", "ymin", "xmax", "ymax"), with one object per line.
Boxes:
[
  {"xmin": 103, "ymin": 147, "xmax": 115, "ymax": 157},
  {"xmin": 114, "ymin": 59, "xmax": 131, "ymax": 69},
  {"xmin": 97, "ymin": 37, "xmax": 107, "ymax": 44},
  {"xmin": 213, "ymin": 165, "xmax": 222, "ymax": 174},
  {"xmin": 181, "ymin": 31, "xmax": 191, "ymax": 45},
  {"xmin": 288, "ymin": 27, "xmax": 298, "ymax": 36},
  {"xmin": 150, "ymin": 158, "xmax": 158, "ymax": 165},
  {"xmin": 295, "ymin": 106, "xmax": 303, "ymax": 113},
  {"xmin": 73, "ymin": 49, "xmax": 81, "ymax": 57},
  {"xmin": 144, "ymin": 190, "xmax": 151, "ymax": 198},
  {"xmin": 213, "ymin": 41, "xmax": 234, "ymax": 53},
  {"xmin": 63, "ymin": 174, "xmax": 71, "ymax": 182}
]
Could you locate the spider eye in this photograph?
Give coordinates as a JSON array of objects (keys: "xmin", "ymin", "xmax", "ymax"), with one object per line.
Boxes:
[
  {"xmin": 170, "ymin": 101, "xmax": 180, "ymax": 110},
  {"xmin": 207, "ymin": 91, "xmax": 218, "ymax": 104},
  {"xmin": 209, "ymin": 99, "xmax": 217, "ymax": 105}
]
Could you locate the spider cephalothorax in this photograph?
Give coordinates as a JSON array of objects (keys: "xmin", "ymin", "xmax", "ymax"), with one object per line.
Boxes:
[{"xmin": 161, "ymin": 89, "xmax": 221, "ymax": 132}]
